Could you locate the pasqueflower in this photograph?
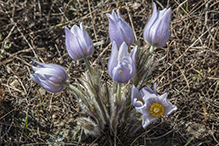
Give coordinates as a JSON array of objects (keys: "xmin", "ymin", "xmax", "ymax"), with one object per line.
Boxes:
[
  {"xmin": 131, "ymin": 84, "xmax": 177, "ymax": 128},
  {"xmin": 30, "ymin": 60, "xmax": 67, "ymax": 93},
  {"xmin": 108, "ymin": 42, "xmax": 137, "ymax": 83},
  {"xmin": 143, "ymin": 2, "xmax": 171, "ymax": 47},
  {"xmin": 106, "ymin": 9, "xmax": 134, "ymax": 47},
  {"xmin": 65, "ymin": 22, "xmax": 94, "ymax": 60}
]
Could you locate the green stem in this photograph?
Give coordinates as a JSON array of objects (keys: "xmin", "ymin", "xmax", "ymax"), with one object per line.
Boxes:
[
  {"xmin": 64, "ymin": 81, "xmax": 103, "ymax": 125},
  {"xmin": 123, "ymin": 97, "xmax": 131, "ymax": 122},
  {"xmin": 134, "ymin": 45, "xmax": 154, "ymax": 87},
  {"xmin": 64, "ymin": 82, "xmax": 82, "ymax": 95},
  {"xmin": 142, "ymin": 45, "xmax": 154, "ymax": 69},
  {"xmin": 95, "ymin": 94, "xmax": 108, "ymax": 121},
  {"xmin": 117, "ymin": 83, "xmax": 121, "ymax": 102},
  {"xmin": 84, "ymin": 57, "xmax": 92, "ymax": 74},
  {"xmin": 137, "ymin": 45, "xmax": 154, "ymax": 87}
]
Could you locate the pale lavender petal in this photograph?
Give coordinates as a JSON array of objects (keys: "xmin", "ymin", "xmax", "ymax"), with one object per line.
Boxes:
[
  {"xmin": 150, "ymin": 8, "xmax": 171, "ymax": 47},
  {"xmin": 80, "ymin": 22, "xmax": 94, "ymax": 56},
  {"xmin": 142, "ymin": 114, "xmax": 158, "ymax": 129},
  {"xmin": 135, "ymin": 104, "xmax": 147, "ymax": 115},
  {"xmin": 130, "ymin": 46, "xmax": 137, "ymax": 63},
  {"xmin": 112, "ymin": 64, "xmax": 131, "ymax": 83},
  {"xmin": 163, "ymin": 102, "xmax": 177, "ymax": 116},
  {"xmin": 108, "ymin": 42, "xmax": 119, "ymax": 77},
  {"xmin": 143, "ymin": 2, "xmax": 171, "ymax": 47},
  {"xmin": 143, "ymin": 2, "xmax": 158, "ymax": 44},
  {"xmin": 118, "ymin": 19, "xmax": 134, "ymax": 46},
  {"xmin": 153, "ymin": 83, "xmax": 157, "ymax": 95},
  {"xmin": 107, "ymin": 15, "xmax": 124, "ymax": 47},
  {"xmin": 118, "ymin": 42, "xmax": 129, "ymax": 60},
  {"xmin": 30, "ymin": 74, "xmax": 64, "ymax": 93},
  {"xmin": 107, "ymin": 9, "xmax": 134, "ymax": 47},
  {"xmin": 30, "ymin": 61, "xmax": 67, "ymax": 93},
  {"xmin": 65, "ymin": 27, "xmax": 84, "ymax": 60},
  {"xmin": 131, "ymin": 85, "xmax": 142, "ymax": 107},
  {"xmin": 32, "ymin": 60, "xmax": 67, "ymax": 81}
]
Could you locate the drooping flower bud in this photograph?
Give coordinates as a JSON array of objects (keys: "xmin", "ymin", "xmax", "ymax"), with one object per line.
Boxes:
[
  {"xmin": 30, "ymin": 60, "xmax": 67, "ymax": 93},
  {"xmin": 106, "ymin": 9, "xmax": 134, "ymax": 47},
  {"xmin": 108, "ymin": 41, "xmax": 137, "ymax": 83},
  {"xmin": 131, "ymin": 84, "xmax": 177, "ymax": 128},
  {"xmin": 143, "ymin": 2, "xmax": 171, "ymax": 47},
  {"xmin": 65, "ymin": 22, "xmax": 94, "ymax": 60}
]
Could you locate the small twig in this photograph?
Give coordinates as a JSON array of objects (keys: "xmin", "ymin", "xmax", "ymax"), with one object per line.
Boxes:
[
  {"xmin": 171, "ymin": 0, "xmax": 203, "ymax": 31},
  {"xmin": 205, "ymin": 0, "xmax": 218, "ymax": 42},
  {"xmin": 87, "ymin": 0, "xmax": 97, "ymax": 41},
  {"xmin": 153, "ymin": 22, "xmax": 218, "ymax": 82}
]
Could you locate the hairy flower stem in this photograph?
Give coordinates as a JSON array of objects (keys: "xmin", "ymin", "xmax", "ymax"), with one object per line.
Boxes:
[
  {"xmin": 111, "ymin": 83, "xmax": 122, "ymax": 132},
  {"xmin": 123, "ymin": 97, "xmax": 131, "ymax": 122},
  {"xmin": 95, "ymin": 93, "xmax": 108, "ymax": 122},
  {"xmin": 142, "ymin": 45, "xmax": 154, "ymax": 70},
  {"xmin": 138, "ymin": 45, "xmax": 154, "ymax": 87},
  {"xmin": 64, "ymin": 82, "xmax": 82, "ymax": 95},
  {"xmin": 117, "ymin": 83, "xmax": 121, "ymax": 102},
  {"xmin": 64, "ymin": 81, "xmax": 104, "ymax": 126},
  {"xmin": 84, "ymin": 57, "xmax": 92, "ymax": 74},
  {"xmin": 64, "ymin": 82, "xmax": 89, "ymax": 110}
]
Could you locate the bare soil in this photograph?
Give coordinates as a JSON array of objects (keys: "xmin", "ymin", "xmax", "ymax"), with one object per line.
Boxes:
[{"xmin": 0, "ymin": 0, "xmax": 219, "ymax": 145}]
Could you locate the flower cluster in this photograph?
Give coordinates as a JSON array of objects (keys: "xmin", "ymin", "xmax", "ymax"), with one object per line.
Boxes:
[{"xmin": 29, "ymin": 2, "xmax": 177, "ymax": 139}]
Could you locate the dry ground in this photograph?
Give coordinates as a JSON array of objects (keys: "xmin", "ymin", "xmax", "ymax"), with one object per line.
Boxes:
[{"xmin": 0, "ymin": 0, "xmax": 219, "ymax": 145}]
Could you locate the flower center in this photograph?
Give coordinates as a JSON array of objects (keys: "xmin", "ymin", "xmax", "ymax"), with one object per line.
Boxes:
[
  {"xmin": 150, "ymin": 103, "xmax": 164, "ymax": 117},
  {"xmin": 136, "ymin": 98, "xmax": 144, "ymax": 105},
  {"xmin": 119, "ymin": 70, "xmax": 123, "ymax": 74}
]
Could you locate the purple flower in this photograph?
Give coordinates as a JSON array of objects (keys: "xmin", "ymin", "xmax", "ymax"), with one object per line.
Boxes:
[
  {"xmin": 131, "ymin": 84, "xmax": 177, "ymax": 128},
  {"xmin": 106, "ymin": 9, "xmax": 134, "ymax": 47},
  {"xmin": 108, "ymin": 41, "xmax": 137, "ymax": 83},
  {"xmin": 65, "ymin": 22, "xmax": 94, "ymax": 60},
  {"xmin": 143, "ymin": 2, "xmax": 171, "ymax": 47},
  {"xmin": 30, "ymin": 60, "xmax": 67, "ymax": 93}
]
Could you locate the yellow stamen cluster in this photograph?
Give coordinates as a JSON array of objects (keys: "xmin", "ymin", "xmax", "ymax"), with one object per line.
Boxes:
[
  {"xmin": 150, "ymin": 103, "xmax": 164, "ymax": 117},
  {"xmin": 136, "ymin": 98, "xmax": 144, "ymax": 105},
  {"xmin": 119, "ymin": 70, "xmax": 123, "ymax": 74}
]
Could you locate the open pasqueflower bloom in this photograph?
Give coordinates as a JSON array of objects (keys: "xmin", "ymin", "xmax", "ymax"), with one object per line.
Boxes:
[
  {"xmin": 131, "ymin": 84, "xmax": 177, "ymax": 128},
  {"xmin": 143, "ymin": 2, "xmax": 171, "ymax": 47},
  {"xmin": 106, "ymin": 9, "xmax": 134, "ymax": 47},
  {"xmin": 30, "ymin": 60, "xmax": 67, "ymax": 93},
  {"xmin": 65, "ymin": 22, "xmax": 94, "ymax": 60},
  {"xmin": 108, "ymin": 41, "xmax": 137, "ymax": 83}
]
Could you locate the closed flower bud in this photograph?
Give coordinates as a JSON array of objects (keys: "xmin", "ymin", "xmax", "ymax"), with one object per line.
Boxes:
[
  {"xmin": 131, "ymin": 84, "xmax": 177, "ymax": 128},
  {"xmin": 65, "ymin": 22, "xmax": 94, "ymax": 60},
  {"xmin": 30, "ymin": 60, "xmax": 67, "ymax": 93},
  {"xmin": 108, "ymin": 41, "xmax": 137, "ymax": 83},
  {"xmin": 106, "ymin": 9, "xmax": 134, "ymax": 47},
  {"xmin": 143, "ymin": 2, "xmax": 171, "ymax": 47}
]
